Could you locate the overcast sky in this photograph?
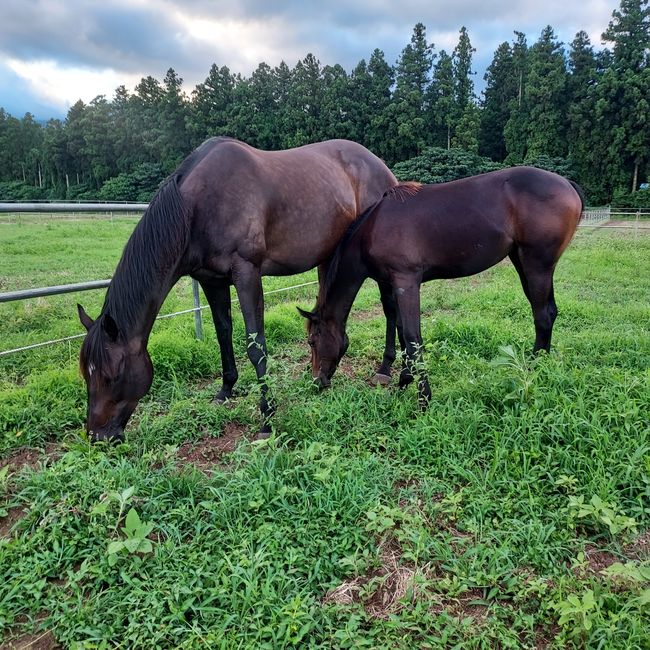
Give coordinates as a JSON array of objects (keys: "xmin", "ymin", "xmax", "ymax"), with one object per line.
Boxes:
[{"xmin": 0, "ymin": 0, "xmax": 618, "ymax": 120}]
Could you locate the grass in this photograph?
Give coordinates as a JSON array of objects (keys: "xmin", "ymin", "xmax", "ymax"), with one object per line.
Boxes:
[{"xmin": 0, "ymin": 218, "xmax": 649, "ymax": 648}]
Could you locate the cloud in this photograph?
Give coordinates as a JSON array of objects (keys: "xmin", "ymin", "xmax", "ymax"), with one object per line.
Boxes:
[
  {"xmin": 0, "ymin": 0, "xmax": 616, "ymax": 118},
  {"xmin": 0, "ymin": 60, "xmax": 65, "ymax": 119}
]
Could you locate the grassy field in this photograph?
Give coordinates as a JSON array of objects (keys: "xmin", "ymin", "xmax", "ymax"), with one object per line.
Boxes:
[{"xmin": 0, "ymin": 217, "xmax": 649, "ymax": 649}]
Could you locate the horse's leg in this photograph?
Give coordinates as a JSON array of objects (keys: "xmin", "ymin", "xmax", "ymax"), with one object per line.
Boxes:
[
  {"xmin": 514, "ymin": 248, "xmax": 558, "ymax": 353},
  {"xmin": 393, "ymin": 279, "xmax": 431, "ymax": 408},
  {"xmin": 200, "ymin": 280, "xmax": 238, "ymax": 402},
  {"xmin": 371, "ymin": 282, "xmax": 398, "ymax": 386},
  {"xmin": 232, "ymin": 261, "xmax": 274, "ymax": 438},
  {"xmin": 395, "ymin": 300, "xmax": 413, "ymax": 388}
]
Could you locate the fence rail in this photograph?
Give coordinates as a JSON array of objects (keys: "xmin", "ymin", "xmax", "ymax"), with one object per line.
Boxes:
[
  {"xmin": 1, "ymin": 200, "xmax": 647, "ymax": 356},
  {"xmin": 0, "ymin": 202, "xmax": 148, "ymax": 213}
]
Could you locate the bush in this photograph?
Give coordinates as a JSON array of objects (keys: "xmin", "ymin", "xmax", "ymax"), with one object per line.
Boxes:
[
  {"xmin": 392, "ymin": 147, "xmax": 504, "ymax": 183},
  {"xmin": 611, "ymin": 187, "xmax": 650, "ymax": 209},
  {"xmin": 522, "ymin": 154, "xmax": 576, "ymax": 179},
  {"xmin": 98, "ymin": 163, "xmax": 166, "ymax": 202},
  {"xmin": 0, "ymin": 180, "xmax": 48, "ymax": 201}
]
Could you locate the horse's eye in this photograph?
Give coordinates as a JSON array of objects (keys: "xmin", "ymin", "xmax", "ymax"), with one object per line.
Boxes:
[{"xmin": 308, "ymin": 338, "xmax": 315, "ymax": 348}]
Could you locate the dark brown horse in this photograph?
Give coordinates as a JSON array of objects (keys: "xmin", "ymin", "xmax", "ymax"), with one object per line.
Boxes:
[
  {"xmin": 300, "ymin": 166, "xmax": 583, "ymax": 406},
  {"xmin": 77, "ymin": 137, "xmax": 396, "ymax": 441}
]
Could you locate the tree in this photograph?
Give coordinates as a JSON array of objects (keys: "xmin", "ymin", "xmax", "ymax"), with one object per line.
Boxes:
[
  {"xmin": 190, "ymin": 64, "xmax": 237, "ymax": 145},
  {"xmin": 158, "ymin": 68, "xmax": 192, "ymax": 170},
  {"xmin": 283, "ymin": 54, "xmax": 324, "ymax": 147},
  {"xmin": 599, "ymin": 0, "xmax": 650, "ymax": 192},
  {"xmin": 504, "ymin": 32, "xmax": 529, "ymax": 164},
  {"xmin": 566, "ymin": 32, "xmax": 604, "ymax": 199},
  {"xmin": 425, "ymin": 50, "xmax": 454, "ymax": 148},
  {"xmin": 364, "ymin": 49, "xmax": 394, "ymax": 160},
  {"xmin": 479, "ymin": 41, "xmax": 516, "ymax": 160},
  {"xmin": 389, "ymin": 23, "xmax": 435, "ymax": 162},
  {"xmin": 393, "ymin": 146, "xmax": 503, "ymax": 183},
  {"xmin": 321, "ymin": 64, "xmax": 355, "ymax": 140},
  {"xmin": 524, "ymin": 26, "xmax": 568, "ymax": 159}
]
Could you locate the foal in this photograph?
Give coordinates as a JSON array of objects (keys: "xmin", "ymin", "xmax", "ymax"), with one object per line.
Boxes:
[{"xmin": 300, "ymin": 166, "xmax": 583, "ymax": 406}]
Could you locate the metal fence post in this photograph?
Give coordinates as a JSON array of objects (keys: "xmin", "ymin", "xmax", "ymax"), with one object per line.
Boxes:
[{"xmin": 192, "ymin": 280, "xmax": 203, "ymax": 340}]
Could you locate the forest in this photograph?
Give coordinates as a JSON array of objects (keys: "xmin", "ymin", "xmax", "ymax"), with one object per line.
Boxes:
[{"xmin": 0, "ymin": 0, "xmax": 648, "ymax": 206}]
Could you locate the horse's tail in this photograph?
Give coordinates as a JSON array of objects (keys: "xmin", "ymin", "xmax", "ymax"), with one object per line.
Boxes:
[{"xmin": 569, "ymin": 180, "xmax": 586, "ymax": 219}]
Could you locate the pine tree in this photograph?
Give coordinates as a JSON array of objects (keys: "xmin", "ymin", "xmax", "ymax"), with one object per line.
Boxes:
[
  {"xmin": 524, "ymin": 26, "xmax": 568, "ymax": 159},
  {"xmin": 451, "ymin": 27, "xmax": 479, "ymax": 152},
  {"xmin": 390, "ymin": 23, "xmax": 434, "ymax": 162},
  {"xmin": 190, "ymin": 64, "xmax": 237, "ymax": 145},
  {"xmin": 425, "ymin": 50, "xmax": 454, "ymax": 148},
  {"xmin": 365, "ymin": 49, "xmax": 394, "ymax": 160},
  {"xmin": 599, "ymin": 0, "xmax": 650, "ymax": 192},
  {"xmin": 503, "ymin": 32, "xmax": 529, "ymax": 164},
  {"xmin": 479, "ymin": 42, "xmax": 516, "ymax": 160}
]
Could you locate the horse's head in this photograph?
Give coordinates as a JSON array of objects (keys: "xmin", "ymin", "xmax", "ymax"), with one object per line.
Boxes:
[
  {"xmin": 77, "ymin": 305, "xmax": 153, "ymax": 443},
  {"xmin": 298, "ymin": 307, "xmax": 349, "ymax": 389}
]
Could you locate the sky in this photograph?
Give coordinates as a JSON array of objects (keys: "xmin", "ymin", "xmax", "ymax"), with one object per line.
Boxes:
[{"xmin": 0, "ymin": 0, "xmax": 618, "ymax": 121}]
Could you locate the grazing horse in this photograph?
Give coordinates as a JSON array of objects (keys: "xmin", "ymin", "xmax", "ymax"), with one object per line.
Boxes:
[
  {"xmin": 77, "ymin": 137, "xmax": 396, "ymax": 441},
  {"xmin": 299, "ymin": 166, "xmax": 583, "ymax": 406}
]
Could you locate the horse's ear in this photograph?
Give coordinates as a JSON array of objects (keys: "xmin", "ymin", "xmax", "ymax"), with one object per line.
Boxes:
[
  {"xmin": 102, "ymin": 313, "xmax": 120, "ymax": 342},
  {"xmin": 297, "ymin": 307, "xmax": 318, "ymax": 322},
  {"xmin": 77, "ymin": 304, "xmax": 95, "ymax": 331}
]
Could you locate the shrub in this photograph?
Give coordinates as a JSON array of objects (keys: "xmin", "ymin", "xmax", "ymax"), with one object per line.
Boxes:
[{"xmin": 393, "ymin": 147, "xmax": 504, "ymax": 184}]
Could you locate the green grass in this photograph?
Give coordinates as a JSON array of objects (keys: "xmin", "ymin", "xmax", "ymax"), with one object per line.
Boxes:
[{"xmin": 1, "ymin": 220, "xmax": 649, "ymax": 648}]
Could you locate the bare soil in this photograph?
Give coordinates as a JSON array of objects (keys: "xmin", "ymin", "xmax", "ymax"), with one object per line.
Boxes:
[
  {"xmin": 2, "ymin": 630, "xmax": 59, "ymax": 650},
  {"xmin": 0, "ymin": 444, "xmax": 60, "ymax": 475},
  {"xmin": 176, "ymin": 422, "xmax": 250, "ymax": 472},
  {"xmin": 0, "ymin": 505, "xmax": 27, "ymax": 539}
]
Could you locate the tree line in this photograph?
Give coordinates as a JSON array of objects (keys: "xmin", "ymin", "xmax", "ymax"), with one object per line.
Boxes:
[{"xmin": 0, "ymin": 0, "xmax": 648, "ymax": 206}]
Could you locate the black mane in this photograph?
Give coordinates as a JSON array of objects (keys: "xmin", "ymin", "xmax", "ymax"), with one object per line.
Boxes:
[{"xmin": 81, "ymin": 173, "xmax": 190, "ymax": 371}]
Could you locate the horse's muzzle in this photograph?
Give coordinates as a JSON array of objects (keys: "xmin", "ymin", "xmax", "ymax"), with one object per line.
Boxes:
[
  {"xmin": 314, "ymin": 375, "xmax": 331, "ymax": 390},
  {"xmin": 89, "ymin": 429, "xmax": 125, "ymax": 445}
]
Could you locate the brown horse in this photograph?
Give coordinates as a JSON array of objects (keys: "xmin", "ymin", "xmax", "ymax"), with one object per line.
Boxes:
[
  {"xmin": 299, "ymin": 166, "xmax": 583, "ymax": 406},
  {"xmin": 77, "ymin": 137, "xmax": 396, "ymax": 441}
]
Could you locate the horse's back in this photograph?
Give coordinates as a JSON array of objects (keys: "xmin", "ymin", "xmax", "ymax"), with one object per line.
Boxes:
[
  {"xmin": 176, "ymin": 137, "xmax": 395, "ymax": 276},
  {"xmin": 362, "ymin": 167, "xmax": 582, "ymax": 278}
]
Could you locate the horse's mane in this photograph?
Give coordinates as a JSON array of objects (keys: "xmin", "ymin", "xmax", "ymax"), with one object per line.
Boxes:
[
  {"xmin": 318, "ymin": 182, "xmax": 422, "ymax": 307},
  {"xmin": 81, "ymin": 173, "xmax": 191, "ymax": 371}
]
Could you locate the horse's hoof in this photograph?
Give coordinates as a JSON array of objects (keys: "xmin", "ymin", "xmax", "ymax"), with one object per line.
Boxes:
[
  {"xmin": 213, "ymin": 390, "xmax": 233, "ymax": 405},
  {"xmin": 370, "ymin": 373, "xmax": 391, "ymax": 387},
  {"xmin": 255, "ymin": 429, "xmax": 272, "ymax": 441}
]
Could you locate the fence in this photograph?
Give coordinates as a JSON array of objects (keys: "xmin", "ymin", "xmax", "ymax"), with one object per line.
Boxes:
[
  {"xmin": 1, "ymin": 201, "xmax": 648, "ymax": 356},
  {"xmin": 0, "ymin": 202, "xmax": 317, "ymax": 357},
  {"xmin": 579, "ymin": 206, "xmax": 650, "ymax": 229}
]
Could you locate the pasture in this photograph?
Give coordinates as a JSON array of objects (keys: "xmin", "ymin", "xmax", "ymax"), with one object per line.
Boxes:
[{"xmin": 0, "ymin": 215, "xmax": 649, "ymax": 648}]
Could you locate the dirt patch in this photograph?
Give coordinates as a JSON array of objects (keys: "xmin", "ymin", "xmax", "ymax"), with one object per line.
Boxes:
[
  {"xmin": 2, "ymin": 630, "xmax": 59, "ymax": 650},
  {"xmin": 323, "ymin": 538, "xmax": 419, "ymax": 619},
  {"xmin": 624, "ymin": 530, "xmax": 650, "ymax": 560},
  {"xmin": 533, "ymin": 623, "xmax": 560, "ymax": 650},
  {"xmin": 572, "ymin": 544, "xmax": 619, "ymax": 577},
  {"xmin": 0, "ymin": 444, "xmax": 60, "ymax": 475},
  {"xmin": 355, "ymin": 305, "xmax": 385, "ymax": 322},
  {"xmin": 0, "ymin": 505, "xmax": 27, "ymax": 539},
  {"xmin": 176, "ymin": 422, "xmax": 249, "ymax": 472},
  {"xmin": 443, "ymin": 587, "xmax": 491, "ymax": 622}
]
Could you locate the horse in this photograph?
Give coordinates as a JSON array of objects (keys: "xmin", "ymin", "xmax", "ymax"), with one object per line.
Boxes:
[
  {"xmin": 77, "ymin": 137, "xmax": 397, "ymax": 442},
  {"xmin": 299, "ymin": 166, "xmax": 583, "ymax": 407}
]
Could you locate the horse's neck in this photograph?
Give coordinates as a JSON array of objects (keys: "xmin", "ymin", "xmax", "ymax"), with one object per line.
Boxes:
[
  {"xmin": 320, "ymin": 253, "xmax": 367, "ymax": 326},
  {"xmin": 103, "ymin": 262, "xmax": 182, "ymax": 344}
]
